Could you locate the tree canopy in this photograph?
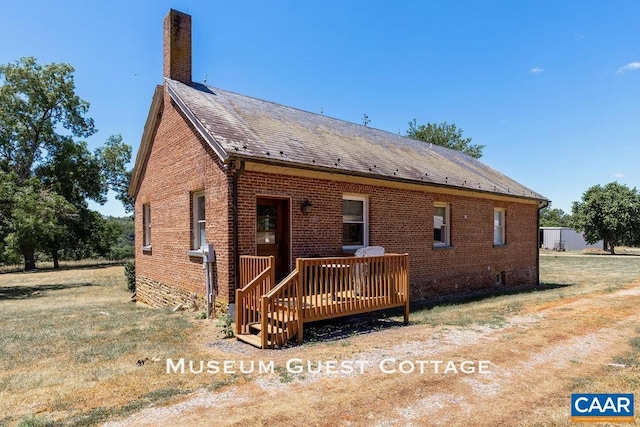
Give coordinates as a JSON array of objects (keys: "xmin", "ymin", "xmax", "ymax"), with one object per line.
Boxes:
[
  {"xmin": 406, "ymin": 119, "xmax": 485, "ymax": 159},
  {"xmin": 0, "ymin": 57, "xmax": 132, "ymax": 269},
  {"xmin": 539, "ymin": 204, "xmax": 572, "ymax": 227},
  {"xmin": 571, "ymin": 182, "xmax": 640, "ymax": 254}
]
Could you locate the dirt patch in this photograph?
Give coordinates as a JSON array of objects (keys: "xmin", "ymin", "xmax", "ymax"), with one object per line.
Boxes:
[{"xmin": 108, "ymin": 282, "xmax": 640, "ymax": 426}]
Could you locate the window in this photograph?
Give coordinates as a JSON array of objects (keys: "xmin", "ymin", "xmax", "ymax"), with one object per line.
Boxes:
[
  {"xmin": 256, "ymin": 202, "xmax": 277, "ymax": 245},
  {"xmin": 494, "ymin": 208, "xmax": 505, "ymax": 245},
  {"xmin": 143, "ymin": 204, "xmax": 151, "ymax": 248},
  {"xmin": 193, "ymin": 191, "xmax": 206, "ymax": 249},
  {"xmin": 343, "ymin": 196, "xmax": 368, "ymax": 250},
  {"xmin": 433, "ymin": 203, "xmax": 450, "ymax": 247}
]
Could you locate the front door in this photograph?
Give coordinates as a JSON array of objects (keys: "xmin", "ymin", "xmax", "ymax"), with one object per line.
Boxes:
[{"xmin": 256, "ymin": 198, "xmax": 290, "ymax": 281}]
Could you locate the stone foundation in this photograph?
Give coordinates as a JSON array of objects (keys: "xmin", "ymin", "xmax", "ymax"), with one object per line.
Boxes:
[{"xmin": 136, "ymin": 275, "xmax": 205, "ymax": 310}]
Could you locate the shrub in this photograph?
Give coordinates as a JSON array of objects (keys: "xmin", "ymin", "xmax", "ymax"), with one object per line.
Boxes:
[
  {"xmin": 124, "ymin": 261, "xmax": 135, "ymax": 293},
  {"xmin": 108, "ymin": 245, "xmax": 134, "ymax": 260},
  {"xmin": 216, "ymin": 312, "xmax": 235, "ymax": 338}
]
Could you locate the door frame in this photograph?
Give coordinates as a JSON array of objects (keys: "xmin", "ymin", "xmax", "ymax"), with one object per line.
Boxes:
[{"xmin": 255, "ymin": 195, "xmax": 292, "ymax": 280}]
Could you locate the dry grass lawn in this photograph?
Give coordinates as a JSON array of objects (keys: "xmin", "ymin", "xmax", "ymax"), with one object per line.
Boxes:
[
  {"xmin": 2, "ymin": 253, "xmax": 640, "ymax": 426},
  {"xmin": 0, "ymin": 265, "xmax": 236, "ymax": 426}
]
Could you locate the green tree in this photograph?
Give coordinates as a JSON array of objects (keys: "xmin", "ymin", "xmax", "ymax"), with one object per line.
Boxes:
[
  {"xmin": 571, "ymin": 182, "xmax": 640, "ymax": 254},
  {"xmin": 539, "ymin": 204, "xmax": 572, "ymax": 227},
  {"xmin": 0, "ymin": 172, "xmax": 16, "ymax": 264},
  {"xmin": 0, "ymin": 57, "xmax": 131, "ymax": 269},
  {"xmin": 60, "ymin": 209, "xmax": 121, "ymax": 262},
  {"xmin": 106, "ymin": 216, "xmax": 134, "ymax": 260},
  {"xmin": 96, "ymin": 135, "xmax": 134, "ymax": 213},
  {"xmin": 3, "ymin": 176, "xmax": 77, "ymax": 267},
  {"xmin": 406, "ymin": 119, "xmax": 485, "ymax": 159},
  {"xmin": 0, "ymin": 57, "xmax": 95, "ymax": 181}
]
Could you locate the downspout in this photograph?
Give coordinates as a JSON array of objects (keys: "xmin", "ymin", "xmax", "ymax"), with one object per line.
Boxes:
[
  {"xmin": 537, "ymin": 200, "xmax": 550, "ymax": 285},
  {"xmin": 231, "ymin": 159, "xmax": 246, "ymax": 294}
]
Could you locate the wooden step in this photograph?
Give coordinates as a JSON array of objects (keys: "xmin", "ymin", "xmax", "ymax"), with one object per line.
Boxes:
[
  {"xmin": 251, "ymin": 319, "xmax": 298, "ymax": 335},
  {"xmin": 236, "ymin": 334, "xmax": 266, "ymax": 348},
  {"xmin": 249, "ymin": 322, "xmax": 293, "ymax": 336}
]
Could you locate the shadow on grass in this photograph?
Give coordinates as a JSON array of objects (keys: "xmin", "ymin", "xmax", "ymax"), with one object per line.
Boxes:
[
  {"xmin": 0, "ymin": 261, "xmax": 127, "ymax": 275},
  {"xmin": 0, "ymin": 282, "xmax": 96, "ymax": 300},
  {"xmin": 295, "ymin": 283, "xmax": 575, "ymax": 345},
  {"xmin": 300, "ymin": 310, "xmax": 406, "ymax": 345},
  {"xmin": 584, "ymin": 252, "xmax": 640, "ymax": 257},
  {"xmin": 409, "ymin": 282, "xmax": 573, "ymax": 312},
  {"xmin": 233, "ymin": 283, "xmax": 575, "ymax": 348}
]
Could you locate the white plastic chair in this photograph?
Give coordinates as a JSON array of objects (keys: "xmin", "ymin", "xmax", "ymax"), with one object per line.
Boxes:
[
  {"xmin": 354, "ymin": 246, "xmax": 385, "ymax": 258},
  {"xmin": 353, "ymin": 246, "xmax": 385, "ymax": 295}
]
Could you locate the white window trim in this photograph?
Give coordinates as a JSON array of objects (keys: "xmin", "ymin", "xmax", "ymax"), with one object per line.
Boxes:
[
  {"xmin": 143, "ymin": 203, "xmax": 151, "ymax": 249},
  {"xmin": 433, "ymin": 202, "xmax": 450, "ymax": 247},
  {"xmin": 342, "ymin": 195, "xmax": 369, "ymax": 251},
  {"xmin": 494, "ymin": 208, "xmax": 506, "ymax": 246},
  {"xmin": 192, "ymin": 191, "xmax": 206, "ymax": 250}
]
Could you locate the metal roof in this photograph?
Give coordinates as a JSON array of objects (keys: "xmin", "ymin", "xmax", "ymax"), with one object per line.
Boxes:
[{"xmin": 165, "ymin": 78, "xmax": 546, "ymax": 201}]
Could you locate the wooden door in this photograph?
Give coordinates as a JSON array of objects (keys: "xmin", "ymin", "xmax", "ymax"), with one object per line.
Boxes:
[{"xmin": 256, "ymin": 198, "xmax": 290, "ymax": 281}]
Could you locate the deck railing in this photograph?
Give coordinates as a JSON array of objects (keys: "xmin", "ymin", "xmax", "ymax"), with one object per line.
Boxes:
[
  {"xmin": 235, "ymin": 256, "xmax": 275, "ymax": 335},
  {"xmin": 260, "ymin": 269, "xmax": 301, "ymax": 348},
  {"xmin": 239, "ymin": 255, "xmax": 275, "ymax": 288},
  {"xmin": 236, "ymin": 253, "xmax": 409, "ymax": 348},
  {"xmin": 297, "ymin": 254, "xmax": 409, "ymax": 324}
]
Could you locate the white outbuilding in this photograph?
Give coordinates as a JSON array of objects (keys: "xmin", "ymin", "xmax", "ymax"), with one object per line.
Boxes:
[{"xmin": 539, "ymin": 227, "xmax": 604, "ymax": 251}]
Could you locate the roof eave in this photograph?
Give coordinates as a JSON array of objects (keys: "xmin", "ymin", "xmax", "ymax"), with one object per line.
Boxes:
[
  {"xmin": 229, "ymin": 154, "xmax": 548, "ymax": 203},
  {"xmin": 129, "ymin": 85, "xmax": 164, "ymax": 197}
]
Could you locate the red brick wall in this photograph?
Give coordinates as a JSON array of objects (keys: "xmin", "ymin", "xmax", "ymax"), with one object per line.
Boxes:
[
  {"xmin": 237, "ymin": 171, "xmax": 539, "ymax": 300},
  {"xmin": 133, "ymin": 89, "xmax": 233, "ymax": 306},
  {"xmin": 134, "ymin": 98, "xmax": 538, "ymax": 306}
]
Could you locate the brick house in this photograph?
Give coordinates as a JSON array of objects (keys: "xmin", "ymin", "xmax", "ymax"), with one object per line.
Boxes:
[{"xmin": 129, "ymin": 9, "xmax": 547, "ymax": 311}]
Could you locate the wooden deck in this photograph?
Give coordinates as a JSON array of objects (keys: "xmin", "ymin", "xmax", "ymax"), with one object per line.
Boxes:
[{"xmin": 236, "ymin": 253, "xmax": 410, "ymax": 348}]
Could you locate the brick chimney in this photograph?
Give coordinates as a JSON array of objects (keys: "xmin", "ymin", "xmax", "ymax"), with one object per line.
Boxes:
[{"xmin": 163, "ymin": 9, "xmax": 192, "ymax": 84}]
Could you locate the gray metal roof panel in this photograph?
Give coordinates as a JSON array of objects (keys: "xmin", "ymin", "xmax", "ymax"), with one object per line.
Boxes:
[{"xmin": 166, "ymin": 79, "xmax": 546, "ymax": 200}]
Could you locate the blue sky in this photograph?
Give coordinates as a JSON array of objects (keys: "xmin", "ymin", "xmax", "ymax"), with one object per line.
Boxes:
[{"xmin": 2, "ymin": 1, "xmax": 639, "ymax": 216}]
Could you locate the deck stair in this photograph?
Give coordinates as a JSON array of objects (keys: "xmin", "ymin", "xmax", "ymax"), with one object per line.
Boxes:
[
  {"xmin": 235, "ymin": 253, "xmax": 409, "ymax": 349},
  {"xmin": 236, "ymin": 315, "xmax": 299, "ymax": 348}
]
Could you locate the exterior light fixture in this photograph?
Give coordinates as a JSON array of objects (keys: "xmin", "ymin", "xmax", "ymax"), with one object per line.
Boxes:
[{"xmin": 301, "ymin": 199, "xmax": 313, "ymax": 215}]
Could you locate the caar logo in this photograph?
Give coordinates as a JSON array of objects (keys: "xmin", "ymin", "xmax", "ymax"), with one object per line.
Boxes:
[{"xmin": 571, "ymin": 393, "xmax": 634, "ymax": 423}]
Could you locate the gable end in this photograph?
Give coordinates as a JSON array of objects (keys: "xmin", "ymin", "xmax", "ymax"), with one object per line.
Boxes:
[
  {"xmin": 165, "ymin": 80, "xmax": 229, "ymax": 163},
  {"xmin": 129, "ymin": 85, "xmax": 164, "ymax": 198}
]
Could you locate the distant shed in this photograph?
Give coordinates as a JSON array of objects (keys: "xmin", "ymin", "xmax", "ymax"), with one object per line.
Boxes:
[{"xmin": 539, "ymin": 227, "xmax": 603, "ymax": 251}]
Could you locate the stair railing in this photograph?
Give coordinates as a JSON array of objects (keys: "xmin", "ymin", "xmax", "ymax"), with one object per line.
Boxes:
[
  {"xmin": 235, "ymin": 256, "xmax": 275, "ymax": 335},
  {"xmin": 260, "ymin": 267, "xmax": 301, "ymax": 348}
]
